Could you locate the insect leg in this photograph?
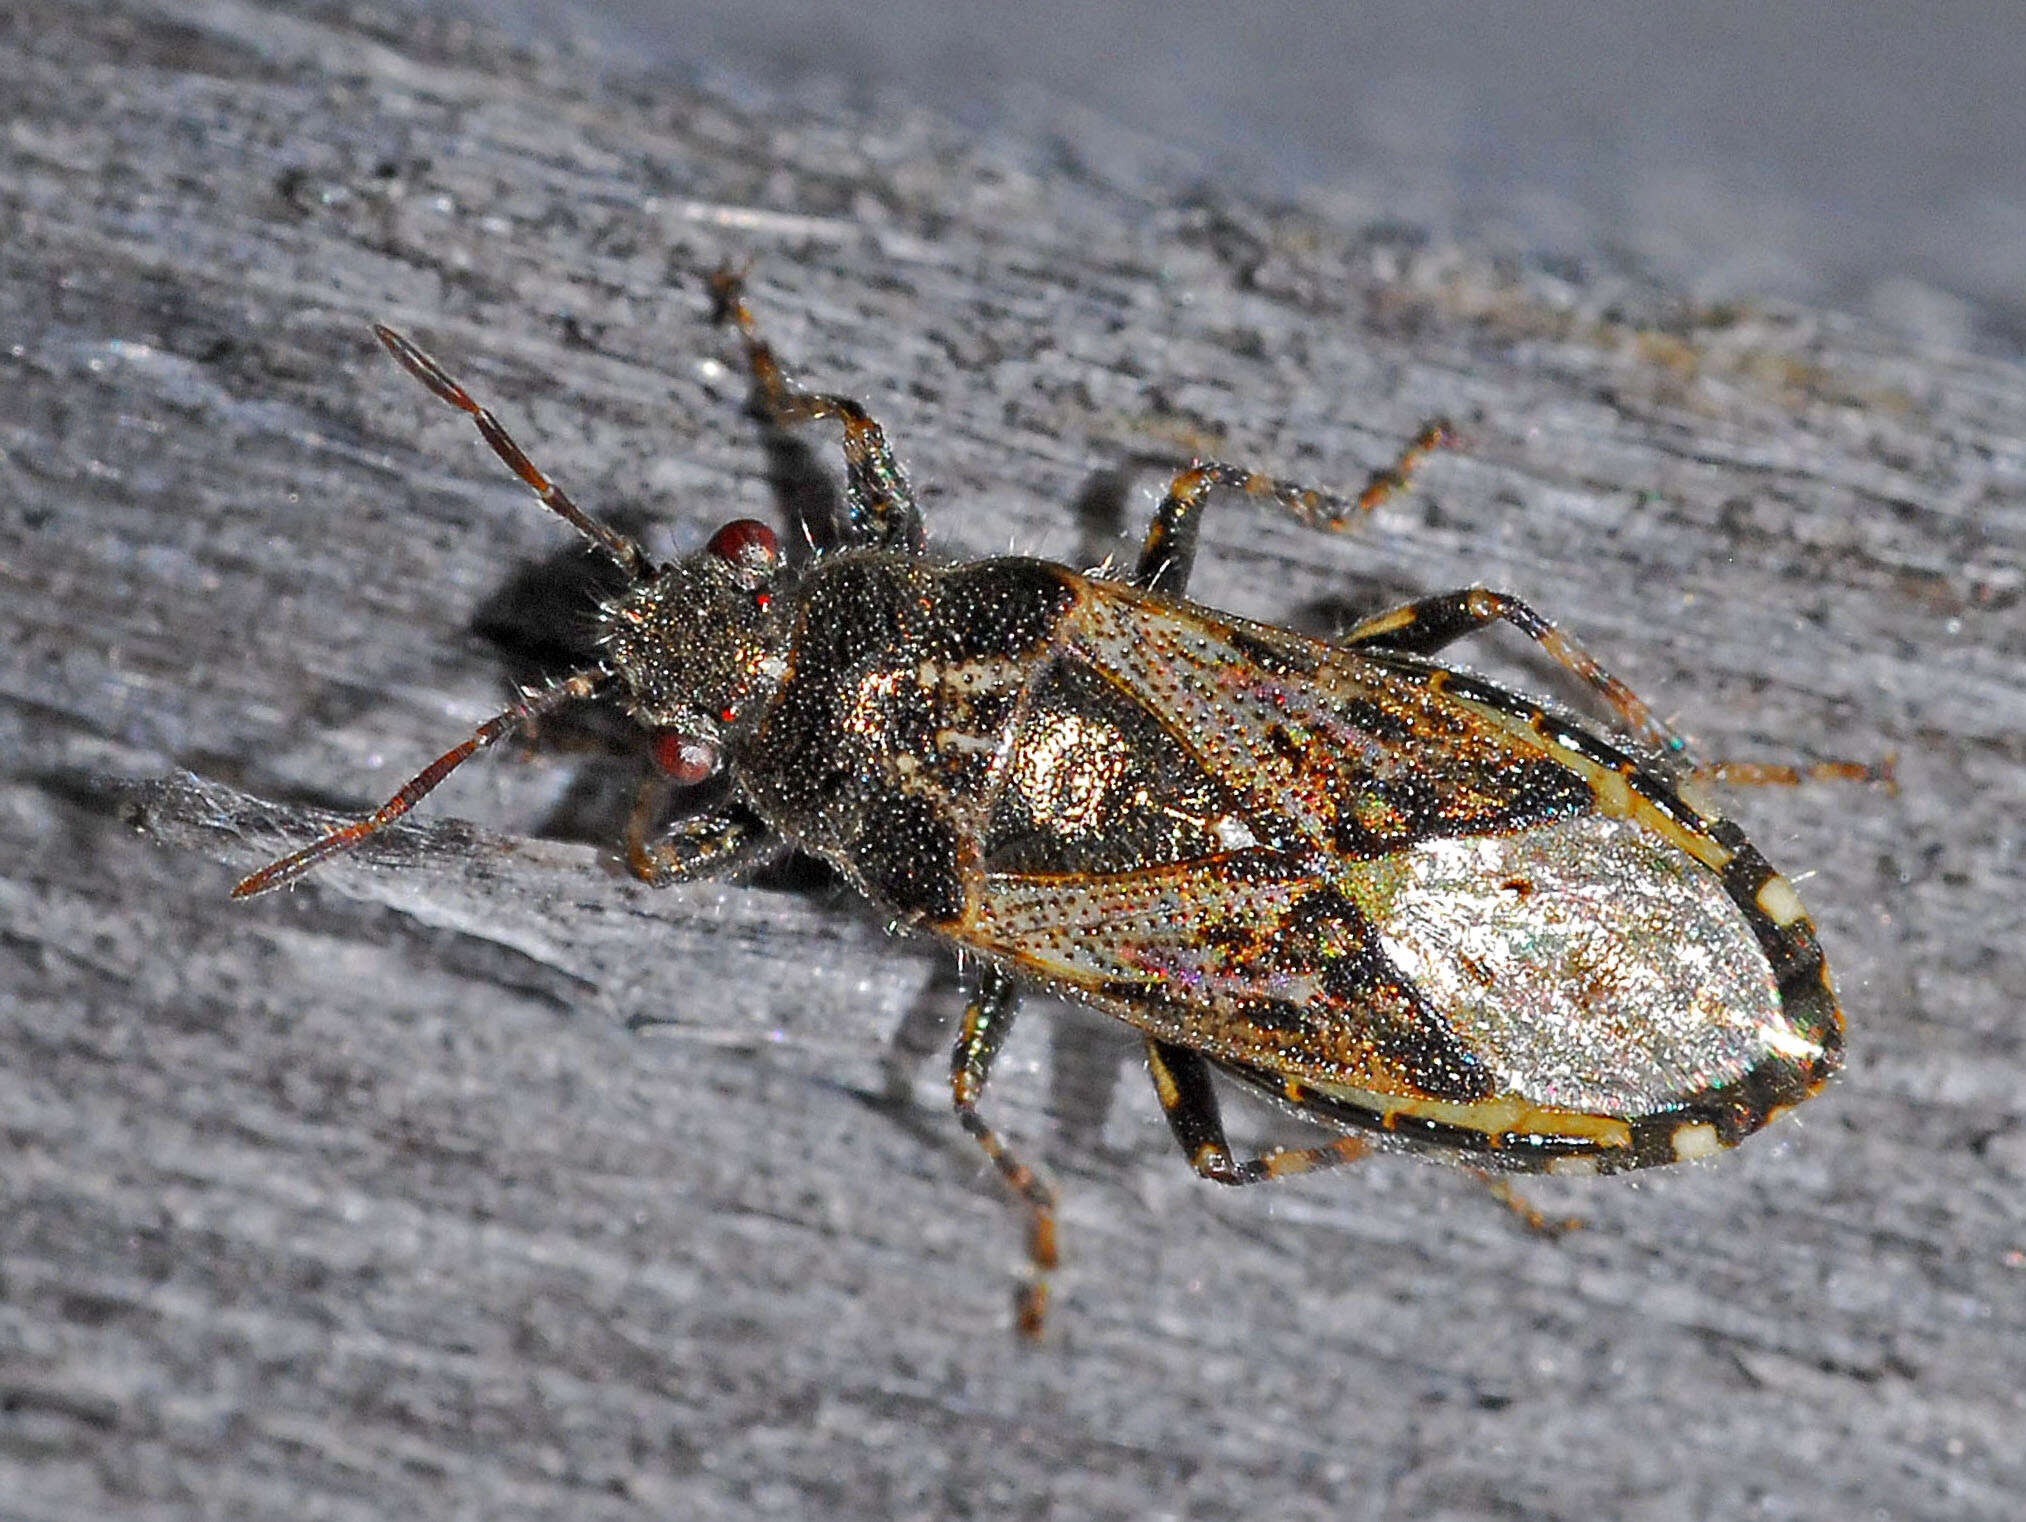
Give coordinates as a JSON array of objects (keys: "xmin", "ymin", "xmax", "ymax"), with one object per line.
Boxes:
[
  {"xmin": 1343, "ymin": 589, "xmax": 1896, "ymax": 784},
  {"xmin": 949, "ymin": 963, "xmax": 1059, "ymax": 1337},
  {"xmin": 708, "ymin": 266, "xmax": 923, "ymax": 553},
  {"xmin": 1149, "ymin": 1047, "xmax": 1573, "ymax": 1232},
  {"xmin": 624, "ymin": 787, "xmax": 781, "ymax": 885},
  {"xmin": 1341, "ymin": 586, "xmax": 1688, "ymax": 755},
  {"xmin": 1685, "ymin": 756, "xmax": 1898, "ymax": 791},
  {"xmin": 1144, "ymin": 1040, "xmax": 1366, "ymax": 1184},
  {"xmin": 1472, "ymin": 1172, "xmax": 1583, "ymax": 1236},
  {"xmin": 1132, "ymin": 420, "xmax": 1454, "ymax": 594}
]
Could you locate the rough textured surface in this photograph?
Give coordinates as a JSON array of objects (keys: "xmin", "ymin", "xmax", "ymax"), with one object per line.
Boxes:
[{"xmin": 4, "ymin": 3, "xmax": 2023, "ymax": 1519}]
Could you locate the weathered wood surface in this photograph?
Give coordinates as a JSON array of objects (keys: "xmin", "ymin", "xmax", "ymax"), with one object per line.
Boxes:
[{"xmin": 4, "ymin": 3, "xmax": 2023, "ymax": 1518}]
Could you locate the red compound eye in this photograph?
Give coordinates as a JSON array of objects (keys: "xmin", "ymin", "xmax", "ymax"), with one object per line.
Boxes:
[
  {"xmin": 651, "ymin": 731, "xmax": 721, "ymax": 785},
  {"xmin": 706, "ymin": 518, "xmax": 779, "ymax": 572}
]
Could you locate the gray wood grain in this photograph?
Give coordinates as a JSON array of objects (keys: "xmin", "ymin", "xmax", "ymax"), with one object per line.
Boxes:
[{"xmin": 4, "ymin": 3, "xmax": 2022, "ymax": 1519}]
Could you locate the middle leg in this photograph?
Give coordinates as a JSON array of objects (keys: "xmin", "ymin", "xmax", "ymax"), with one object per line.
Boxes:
[
  {"xmin": 1133, "ymin": 420, "xmax": 1455, "ymax": 595},
  {"xmin": 949, "ymin": 962, "xmax": 1059, "ymax": 1337}
]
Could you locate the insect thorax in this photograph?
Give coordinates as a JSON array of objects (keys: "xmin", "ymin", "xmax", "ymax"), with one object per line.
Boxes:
[{"xmin": 731, "ymin": 551, "xmax": 1080, "ymax": 920}]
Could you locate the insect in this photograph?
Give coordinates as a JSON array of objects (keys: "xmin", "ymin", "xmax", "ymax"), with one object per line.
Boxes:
[{"xmin": 237, "ymin": 270, "xmax": 1875, "ymax": 1334}]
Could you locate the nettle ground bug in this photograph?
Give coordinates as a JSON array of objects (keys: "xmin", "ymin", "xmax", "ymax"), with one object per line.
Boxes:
[{"xmin": 237, "ymin": 270, "xmax": 1885, "ymax": 1334}]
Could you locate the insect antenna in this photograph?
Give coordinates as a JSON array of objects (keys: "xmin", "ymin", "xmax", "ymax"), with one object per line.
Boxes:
[
  {"xmin": 231, "ymin": 666, "xmax": 613, "ymax": 898},
  {"xmin": 372, "ymin": 325, "xmax": 654, "ymax": 580}
]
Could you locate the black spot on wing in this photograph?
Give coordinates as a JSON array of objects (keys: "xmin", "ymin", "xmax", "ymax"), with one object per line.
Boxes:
[
  {"xmin": 1326, "ymin": 758, "xmax": 1591, "ymax": 858},
  {"xmin": 1229, "ymin": 996, "xmax": 1312, "ymax": 1034},
  {"xmin": 1338, "ymin": 698, "xmax": 1418, "ymax": 744},
  {"xmin": 1285, "ymin": 888, "xmax": 1497, "ymax": 1104},
  {"xmin": 1265, "ymin": 724, "xmax": 1303, "ymax": 764},
  {"xmin": 1224, "ymin": 624, "xmax": 1320, "ymax": 676}
]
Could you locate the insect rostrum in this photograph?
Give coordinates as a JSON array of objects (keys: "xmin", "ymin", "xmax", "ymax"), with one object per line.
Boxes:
[{"xmin": 237, "ymin": 271, "xmax": 1850, "ymax": 1335}]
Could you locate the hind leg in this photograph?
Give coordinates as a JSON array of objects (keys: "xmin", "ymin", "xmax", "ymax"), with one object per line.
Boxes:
[
  {"xmin": 1343, "ymin": 587, "xmax": 1894, "ymax": 786},
  {"xmin": 1142, "ymin": 1040, "xmax": 1367, "ymax": 1185}
]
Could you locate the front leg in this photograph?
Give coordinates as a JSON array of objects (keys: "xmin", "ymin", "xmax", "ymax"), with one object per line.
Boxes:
[
  {"xmin": 624, "ymin": 789, "xmax": 781, "ymax": 885},
  {"xmin": 709, "ymin": 267, "xmax": 923, "ymax": 553}
]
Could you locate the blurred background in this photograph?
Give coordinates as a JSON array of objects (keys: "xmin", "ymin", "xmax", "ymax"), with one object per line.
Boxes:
[{"xmin": 441, "ymin": 0, "xmax": 2026, "ymax": 353}]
